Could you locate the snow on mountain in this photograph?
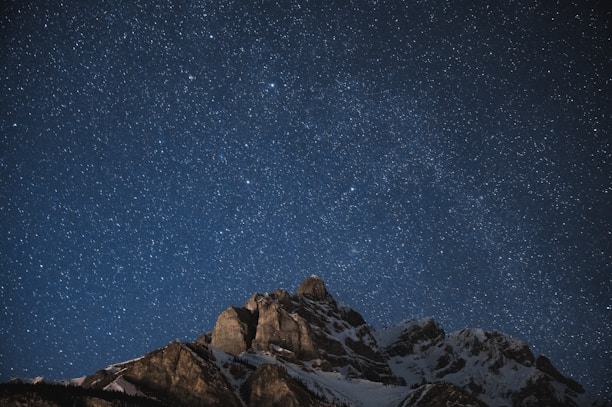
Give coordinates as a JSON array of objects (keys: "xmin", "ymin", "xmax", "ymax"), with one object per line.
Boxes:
[{"xmin": 1, "ymin": 277, "xmax": 607, "ymax": 407}]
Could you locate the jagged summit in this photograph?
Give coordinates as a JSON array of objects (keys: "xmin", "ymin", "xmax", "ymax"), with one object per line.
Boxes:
[
  {"xmin": 2, "ymin": 277, "xmax": 606, "ymax": 407},
  {"xmin": 296, "ymin": 275, "xmax": 329, "ymax": 300},
  {"xmin": 207, "ymin": 276, "xmax": 396, "ymax": 384}
]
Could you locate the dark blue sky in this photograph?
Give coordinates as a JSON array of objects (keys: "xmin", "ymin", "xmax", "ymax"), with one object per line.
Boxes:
[{"xmin": 1, "ymin": 0, "xmax": 610, "ymax": 399}]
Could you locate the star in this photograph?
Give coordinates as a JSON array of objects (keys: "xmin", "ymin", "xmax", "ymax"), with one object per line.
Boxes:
[{"xmin": 0, "ymin": 0, "xmax": 608, "ymax": 400}]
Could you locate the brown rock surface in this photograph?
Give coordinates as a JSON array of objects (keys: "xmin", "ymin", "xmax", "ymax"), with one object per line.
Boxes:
[
  {"xmin": 207, "ymin": 277, "xmax": 400, "ymax": 384},
  {"xmin": 83, "ymin": 342, "xmax": 242, "ymax": 407},
  {"xmin": 251, "ymin": 293, "xmax": 318, "ymax": 360},
  {"xmin": 295, "ymin": 275, "xmax": 329, "ymax": 301},
  {"xmin": 210, "ymin": 306, "xmax": 256, "ymax": 356},
  {"xmin": 292, "ymin": 292, "xmax": 402, "ymax": 384},
  {"xmin": 45, "ymin": 276, "xmax": 598, "ymax": 407},
  {"xmin": 242, "ymin": 364, "xmax": 328, "ymax": 407},
  {"xmin": 210, "ymin": 288, "xmax": 319, "ymax": 360}
]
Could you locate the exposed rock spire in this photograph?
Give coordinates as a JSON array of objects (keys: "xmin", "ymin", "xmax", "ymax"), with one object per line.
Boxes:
[
  {"xmin": 9, "ymin": 276, "xmax": 601, "ymax": 407},
  {"xmin": 295, "ymin": 275, "xmax": 329, "ymax": 300}
]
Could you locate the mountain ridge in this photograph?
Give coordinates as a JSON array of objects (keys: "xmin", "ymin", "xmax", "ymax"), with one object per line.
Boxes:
[{"xmin": 2, "ymin": 276, "xmax": 608, "ymax": 407}]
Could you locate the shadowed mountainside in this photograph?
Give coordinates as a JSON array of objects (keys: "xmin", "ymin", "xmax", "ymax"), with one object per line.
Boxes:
[{"xmin": 2, "ymin": 276, "xmax": 607, "ymax": 407}]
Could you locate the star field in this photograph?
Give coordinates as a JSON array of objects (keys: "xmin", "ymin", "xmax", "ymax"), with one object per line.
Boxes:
[{"xmin": 1, "ymin": 0, "xmax": 610, "ymax": 399}]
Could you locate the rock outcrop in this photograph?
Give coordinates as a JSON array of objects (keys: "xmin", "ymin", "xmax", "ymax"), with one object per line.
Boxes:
[
  {"xmin": 210, "ymin": 306, "xmax": 256, "ymax": 355},
  {"xmin": 81, "ymin": 341, "xmax": 242, "ymax": 407},
  {"xmin": 295, "ymin": 275, "xmax": 329, "ymax": 300},
  {"xmin": 2, "ymin": 276, "xmax": 606, "ymax": 407},
  {"xmin": 242, "ymin": 364, "xmax": 329, "ymax": 407},
  {"xmin": 249, "ymin": 292, "xmax": 318, "ymax": 360},
  {"xmin": 291, "ymin": 286, "xmax": 401, "ymax": 384},
  {"xmin": 208, "ymin": 289, "xmax": 318, "ymax": 360},
  {"xmin": 208, "ymin": 275, "xmax": 400, "ymax": 384},
  {"xmin": 385, "ymin": 317, "xmax": 446, "ymax": 357}
]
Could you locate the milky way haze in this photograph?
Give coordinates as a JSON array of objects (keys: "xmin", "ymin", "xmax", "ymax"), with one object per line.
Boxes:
[{"xmin": 1, "ymin": 0, "xmax": 610, "ymax": 399}]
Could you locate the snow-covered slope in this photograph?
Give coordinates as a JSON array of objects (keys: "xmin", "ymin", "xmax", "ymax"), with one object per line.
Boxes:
[
  {"xmin": 378, "ymin": 320, "xmax": 597, "ymax": 406},
  {"xmin": 2, "ymin": 277, "xmax": 607, "ymax": 407}
]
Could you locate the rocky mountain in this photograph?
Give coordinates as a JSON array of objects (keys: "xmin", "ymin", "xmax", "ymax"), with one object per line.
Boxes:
[{"xmin": 1, "ymin": 276, "xmax": 607, "ymax": 407}]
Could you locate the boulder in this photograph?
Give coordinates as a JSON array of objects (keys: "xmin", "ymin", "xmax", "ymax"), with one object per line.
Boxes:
[
  {"xmin": 251, "ymin": 293, "xmax": 318, "ymax": 360},
  {"xmin": 210, "ymin": 306, "xmax": 256, "ymax": 356},
  {"xmin": 296, "ymin": 275, "xmax": 329, "ymax": 301}
]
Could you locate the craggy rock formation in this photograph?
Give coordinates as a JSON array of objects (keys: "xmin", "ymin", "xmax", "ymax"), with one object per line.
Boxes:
[
  {"xmin": 3, "ymin": 276, "xmax": 607, "ymax": 407},
  {"xmin": 210, "ymin": 289, "xmax": 318, "ymax": 360},
  {"xmin": 386, "ymin": 317, "xmax": 446, "ymax": 357},
  {"xmin": 242, "ymin": 364, "xmax": 329, "ymax": 407},
  {"xmin": 291, "ymin": 283, "xmax": 402, "ymax": 384},
  {"xmin": 210, "ymin": 306, "xmax": 256, "ymax": 355},
  {"xmin": 295, "ymin": 275, "xmax": 330, "ymax": 300},
  {"xmin": 81, "ymin": 341, "xmax": 242, "ymax": 407},
  {"xmin": 244, "ymin": 289, "xmax": 319, "ymax": 361},
  {"xmin": 209, "ymin": 274, "xmax": 400, "ymax": 384}
]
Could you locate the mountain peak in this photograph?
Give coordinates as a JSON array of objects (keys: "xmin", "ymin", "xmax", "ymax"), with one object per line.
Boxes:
[
  {"xmin": 296, "ymin": 275, "xmax": 329, "ymax": 301},
  {"xmin": 2, "ymin": 278, "xmax": 606, "ymax": 407}
]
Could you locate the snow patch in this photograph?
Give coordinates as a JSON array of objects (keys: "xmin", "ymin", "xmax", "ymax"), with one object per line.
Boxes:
[
  {"xmin": 104, "ymin": 354, "xmax": 145, "ymax": 374},
  {"xmin": 103, "ymin": 375, "xmax": 144, "ymax": 396},
  {"xmin": 270, "ymin": 343, "xmax": 294, "ymax": 355},
  {"xmin": 374, "ymin": 317, "xmax": 437, "ymax": 348},
  {"xmin": 67, "ymin": 376, "xmax": 86, "ymax": 386}
]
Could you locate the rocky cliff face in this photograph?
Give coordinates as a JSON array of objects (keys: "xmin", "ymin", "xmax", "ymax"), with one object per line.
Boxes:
[
  {"xmin": 80, "ymin": 341, "xmax": 242, "ymax": 407},
  {"xmin": 242, "ymin": 364, "xmax": 329, "ymax": 407},
  {"xmin": 2, "ymin": 276, "xmax": 607, "ymax": 407},
  {"xmin": 208, "ymin": 276, "xmax": 399, "ymax": 385}
]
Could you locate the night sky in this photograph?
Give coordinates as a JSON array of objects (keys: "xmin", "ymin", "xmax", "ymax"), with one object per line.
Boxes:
[{"xmin": 1, "ymin": 0, "xmax": 610, "ymax": 399}]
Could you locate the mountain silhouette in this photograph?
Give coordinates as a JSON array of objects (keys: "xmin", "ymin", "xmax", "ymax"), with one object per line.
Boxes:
[{"xmin": 1, "ymin": 276, "xmax": 607, "ymax": 406}]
